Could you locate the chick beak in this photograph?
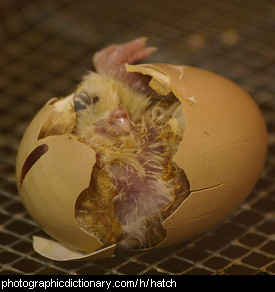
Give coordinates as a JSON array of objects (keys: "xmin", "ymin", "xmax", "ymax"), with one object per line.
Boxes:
[{"xmin": 109, "ymin": 108, "xmax": 131, "ymax": 134}]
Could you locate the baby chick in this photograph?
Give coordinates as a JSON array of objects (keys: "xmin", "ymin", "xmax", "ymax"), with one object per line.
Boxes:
[
  {"xmin": 73, "ymin": 72, "xmax": 189, "ymax": 249},
  {"xmin": 40, "ymin": 38, "xmax": 190, "ymax": 249}
]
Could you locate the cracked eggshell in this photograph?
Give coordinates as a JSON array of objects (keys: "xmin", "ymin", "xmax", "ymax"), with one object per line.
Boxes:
[
  {"xmin": 16, "ymin": 64, "xmax": 267, "ymax": 260},
  {"xmin": 127, "ymin": 64, "xmax": 267, "ymax": 248},
  {"xmin": 16, "ymin": 97, "xmax": 116, "ymax": 260}
]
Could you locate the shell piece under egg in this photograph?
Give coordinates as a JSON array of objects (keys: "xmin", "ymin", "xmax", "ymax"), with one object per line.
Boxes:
[{"xmin": 15, "ymin": 64, "xmax": 267, "ymax": 260}]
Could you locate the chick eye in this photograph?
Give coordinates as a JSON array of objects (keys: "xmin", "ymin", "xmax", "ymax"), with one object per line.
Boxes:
[
  {"xmin": 92, "ymin": 96, "xmax": 99, "ymax": 104},
  {"xmin": 74, "ymin": 91, "xmax": 91, "ymax": 112}
]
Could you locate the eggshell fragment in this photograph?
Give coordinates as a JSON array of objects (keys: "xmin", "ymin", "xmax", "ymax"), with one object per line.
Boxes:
[
  {"xmin": 16, "ymin": 64, "xmax": 267, "ymax": 260},
  {"xmin": 32, "ymin": 236, "xmax": 115, "ymax": 261},
  {"xmin": 16, "ymin": 98, "xmax": 115, "ymax": 260}
]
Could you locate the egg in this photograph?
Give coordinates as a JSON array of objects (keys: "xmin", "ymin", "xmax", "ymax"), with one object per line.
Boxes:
[{"xmin": 15, "ymin": 63, "xmax": 267, "ymax": 261}]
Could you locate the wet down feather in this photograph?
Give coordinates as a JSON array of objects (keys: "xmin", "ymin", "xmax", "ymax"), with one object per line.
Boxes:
[{"xmin": 74, "ymin": 72, "xmax": 189, "ymax": 249}]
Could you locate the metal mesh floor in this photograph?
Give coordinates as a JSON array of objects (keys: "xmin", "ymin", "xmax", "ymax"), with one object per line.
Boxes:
[{"xmin": 0, "ymin": 0, "xmax": 274, "ymax": 275}]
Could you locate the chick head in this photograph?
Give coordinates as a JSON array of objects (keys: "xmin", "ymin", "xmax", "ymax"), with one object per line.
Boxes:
[{"xmin": 73, "ymin": 72, "xmax": 133, "ymax": 139}]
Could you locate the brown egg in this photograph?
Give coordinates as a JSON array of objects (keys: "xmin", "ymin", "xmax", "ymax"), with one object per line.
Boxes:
[{"xmin": 15, "ymin": 64, "xmax": 267, "ymax": 260}]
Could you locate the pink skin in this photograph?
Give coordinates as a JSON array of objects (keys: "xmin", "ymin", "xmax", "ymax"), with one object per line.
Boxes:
[
  {"xmin": 95, "ymin": 108, "xmax": 131, "ymax": 136},
  {"xmin": 94, "ymin": 108, "xmax": 131, "ymax": 136},
  {"xmin": 105, "ymin": 108, "xmax": 131, "ymax": 135},
  {"xmin": 108, "ymin": 108, "xmax": 131, "ymax": 133}
]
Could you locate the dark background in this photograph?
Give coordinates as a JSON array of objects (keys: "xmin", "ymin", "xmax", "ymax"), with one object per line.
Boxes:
[{"xmin": 0, "ymin": 0, "xmax": 274, "ymax": 275}]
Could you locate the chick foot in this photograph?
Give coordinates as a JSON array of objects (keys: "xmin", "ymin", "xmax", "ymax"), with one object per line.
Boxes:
[{"xmin": 93, "ymin": 37, "xmax": 156, "ymax": 91}]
